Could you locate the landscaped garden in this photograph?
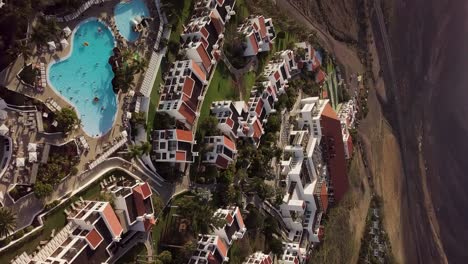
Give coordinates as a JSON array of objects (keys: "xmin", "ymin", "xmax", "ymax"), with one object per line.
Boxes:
[
  {"xmin": 34, "ymin": 142, "xmax": 79, "ymax": 199},
  {"xmin": 198, "ymin": 62, "xmax": 237, "ymax": 124}
]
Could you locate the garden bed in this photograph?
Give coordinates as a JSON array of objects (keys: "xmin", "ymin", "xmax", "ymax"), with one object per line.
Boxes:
[{"xmin": 8, "ymin": 184, "xmax": 33, "ymax": 202}]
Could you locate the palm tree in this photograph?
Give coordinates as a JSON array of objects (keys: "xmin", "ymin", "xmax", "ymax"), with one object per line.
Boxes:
[
  {"xmin": 129, "ymin": 145, "xmax": 143, "ymax": 159},
  {"xmin": 140, "ymin": 142, "xmax": 152, "ymax": 155},
  {"xmin": 132, "ymin": 57, "xmax": 148, "ymax": 74},
  {"xmin": 119, "ymin": 71, "xmax": 135, "ymax": 93},
  {"xmin": 9, "ymin": 42, "xmax": 32, "ymax": 65},
  {"xmin": 0, "ymin": 208, "xmax": 16, "ymax": 238}
]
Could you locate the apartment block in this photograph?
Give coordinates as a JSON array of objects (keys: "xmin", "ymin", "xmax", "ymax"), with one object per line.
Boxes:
[
  {"xmin": 152, "ymin": 129, "xmax": 197, "ymax": 163},
  {"xmin": 157, "ymin": 60, "xmax": 207, "ymax": 129},
  {"xmin": 203, "ymin": 135, "xmax": 237, "ymax": 169},
  {"xmin": 189, "ymin": 234, "xmax": 229, "ymax": 264},
  {"xmin": 189, "ymin": 206, "xmax": 246, "ymax": 264},
  {"xmin": 238, "ymin": 16, "xmax": 276, "ymax": 56},
  {"xmin": 12, "ymin": 181, "xmax": 155, "ymax": 264},
  {"xmin": 295, "ymin": 42, "xmax": 322, "ymax": 72},
  {"xmin": 262, "ymin": 50, "xmax": 297, "ymax": 95},
  {"xmin": 110, "ymin": 181, "xmax": 155, "ymax": 233},
  {"xmin": 194, "ymin": 0, "xmax": 237, "ymax": 25}
]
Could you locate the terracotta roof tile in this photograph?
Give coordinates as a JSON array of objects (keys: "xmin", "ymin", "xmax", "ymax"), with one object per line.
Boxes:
[
  {"xmin": 320, "ymin": 183, "xmax": 329, "ymax": 213},
  {"xmin": 179, "ymin": 103, "xmax": 196, "ymax": 125},
  {"xmin": 133, "ymin": 186, "xmax": 147, "ymax": 217},
  {"xmin": 191, "ymin": 60, "xmax": 207, "ymax": 82},
  {"xmin": 255, "ymin": 99, "xmax": 264, "ymax": 116},
  {"xmin": 197, "ymin": 44, "xmax": 212, "ymax": 72},
  {"xmin": 216, "ymin": 237, "xmax": 228, "ymax": 258},
  {"xmin": 258, "ymin": 16, "xmax": 267, "ymax": 38},
  {"xmin": 274, "ymin": 71, "xmax": 280, "ymax": 80},
  {"xmin": 102, "ymin": 204, "xmax": 124, "ymax": 238},
  {"xmin": 225, "ymin": 212, "xmax": 234, "ymax": 225},
  {"xmin": 249, "ymin": 34, "xmax": 259, "ymax": 54},
  {"xmin": 85, "ymin": 229, "xmax": 103, "ymax": 249},
  {"xmin": 176, "ymin": 151, "xmax": 187, "ymax": 161},
  {"xmin": 252, "ymin": 119, "xmax": 263, "ymax": 139},
  {"xmin": 210, "ymin": 12, "xmax": 224, "ymax": 35},
  {"xmin": 176, "ymin": 129, "xmax": 193, "ymax": 142},
  {"xmin": 215, "ymin": 155, "xmax": 229, "ymax": 169},
  {"xmin": 182, "ymin": 77, "xmax": 195, "ymax": 97},
  {"xmin": 223, "ymin": 136, "xmax": 236, "ymax": 151},
  {"xmin": 226, "ymin": 118, "xmax": 234, "ymax": 128},
  {"xmin": 201, "ymin": 27, "xmax": 209, "ymax": 39},
  {"xmin": 315, "ymin": 69, "xmax": 326, "ymax": 84}
]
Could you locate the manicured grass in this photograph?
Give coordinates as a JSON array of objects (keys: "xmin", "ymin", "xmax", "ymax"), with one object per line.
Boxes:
[
  {"xmin": 274, "ymin": 31, "xmax": 297, "ymax": 52},
  {"xmin": 325, "ymin": 60, "xmax": 339, "ymax": 109},
  {"xmin": 116, "ymin": 243, "xmax": 147, "ymax": 264},
  {"xmin": 151, "ymin": 192, "xmax": 189, "ymax": 254},
  {"xmin": 198, "ymin": 62, "xmax": 237, "ymax": 123},
  {"xmin": 146, "ymin": 62, "xmax": 163, "ymax": 135},
  {"xmin": 242, "ymin": 71, "xmax": 256, "ymax": 102},
  {"xmin": 0, "ymin": 169, "xmax": 131, "ymax": 263}
]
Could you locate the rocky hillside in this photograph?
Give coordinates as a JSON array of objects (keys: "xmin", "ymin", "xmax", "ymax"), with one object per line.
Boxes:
[{"xmin": 288, "ymin": 0, "xmax": 360, "ymax": 44}]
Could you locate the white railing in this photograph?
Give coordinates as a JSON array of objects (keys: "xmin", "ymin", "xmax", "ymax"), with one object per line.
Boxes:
[{"xmin": 44, "ymin": 0, "xmax": 112, "ymax": 22}]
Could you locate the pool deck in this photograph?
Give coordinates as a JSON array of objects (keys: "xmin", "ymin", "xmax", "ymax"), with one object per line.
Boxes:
[{"xmin": 0, "ymin": 0, "xmax": 159, "ymax": 177}]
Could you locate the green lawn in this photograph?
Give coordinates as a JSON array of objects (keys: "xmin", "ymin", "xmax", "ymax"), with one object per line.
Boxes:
[
  {"xmin": 242, "ymin": 71, "xmax": 256, "ymax": 102},
  {"xmin": 116, "ymin": 243, "xmax": 147, "ymax": 264},
  {"xmin": 325, "ymin": 60, "xmax": 339, "ymax": 109},
  {"xmin": 146, "ymin": 61, "xmax": 163, "ymax": 135},
  {"xmin": 198, "ymin": 62, "xmax": 237, "ymax": 123},
  {"xmin": 151, "ymin": 192, "xmax": 189, "ymax": 254},
  {"xmin": 0, "ymin": 169, "xmax": 132, "ymax": 263}
]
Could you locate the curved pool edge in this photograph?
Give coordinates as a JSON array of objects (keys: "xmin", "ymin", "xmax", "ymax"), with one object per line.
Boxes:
[{"xmin": 46, "ymin": 17, "xmax": 119, "ymax": 139}]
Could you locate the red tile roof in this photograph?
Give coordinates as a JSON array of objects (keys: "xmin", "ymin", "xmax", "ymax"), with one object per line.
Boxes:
[
  {"xmin": 208, "ymin": 252, "xmax": 221, "ymax": 264},
  {"xmin": 321, "ymin": 103, "xmax": 339, "ymax": 120},
  {"xmin": 176, "ymin": 129, "xmax": 193, "ymax": 142},
  {"xmin": 191, "ymin": 60, "xmax": 207, "ymax": 82},
  {"xmin": 249, "ymin": 34, "xmax": 259, "ymax": 54},
  {"xmin": 223, "ymin": 136, "xmax": 236, "ymax": 151},
  {"xmin": 197, "ymin": 44, "xmax": 212, "ymax": 72},
  {"xmin": 274, "ymin": 71, "xmax": 280, "ymax": 80},
  {"xmin": 252, "ymin": 119, "xmax": 263, "ymax": 139},
  {"xmin": 133, "ymin": 186, "xmax": 147, "ymax": 217},
  {"xmin": 320, "ymin": 183, "xmax": 329, "ymax": 214},
  {"xmin": 85, "ymin": 229, "xmax": 103, "ymax": 249},
  {"xmin": 102, "ymin": 204, "xmax": 124, "ymax": 238},
  {"xmin": 258, "ymin": 16, "xmax": 267, "ymax": 39},
  {"xmin": 210, "ymin": 12, "xmax": 224, "ymax": 35},
  {"xmin": 225, "ymin": 212, "xmax": 234, "ymax": 225},
  {"xmin": 315, "ymin": 69, "xmax": 326, "ymax": 84},
  {"xmin": 226, "ymin": 117, "xmax": 234, "ymax": 128},
  {"xmin": 201, "ymin": 27, "xmax": 209, "ymax": 39},
  {"xmin": 216, "ymin": 237, "xmax": 228, "ymax": 258},
  {"xmin": 140, "ymin": 182, "xmax": 152, "ymax": 198},
  {"xmin": 179, "ymin": 103, "xmax": 196, "ymax": 125},
  {"xmin": 176, "ymin": 151, "xmax": 187, "ymax": 161},
  {"xmin": 182, "ymin": 77, "xmax": 195, "ymax": 97},
  {"xmin": 215, "ymin": 155, "xmax": 229, "ymax": 169},
  {"xmin": 255, "ymin": 99, "xmax": 264, "ymax": 116}
]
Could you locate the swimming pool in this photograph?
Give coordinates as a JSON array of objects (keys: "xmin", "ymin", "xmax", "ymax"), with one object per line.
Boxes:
[
  {"xmin": 48, "ymin": 19, "xmax": 117, "ymax": 137},
  {"xmin": 114, "ymin": 0, "xmax": 150, "ymax": 42}
]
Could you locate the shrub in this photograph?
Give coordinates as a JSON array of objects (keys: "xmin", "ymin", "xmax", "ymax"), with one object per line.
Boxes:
[
  {"xmin": 0, "ymin": 237, "xmax": 12, "ymax": 247},
  {"xmin": 45, "ymin": 200, "xmax": 60, "ymax": 210},
  {"xmin": 70, "ymin": 166, "xmax": 78, "ymax": 175},
  {"xmin": 12, "ymin": 230, "xmax": 24, "ymax": 240},
  {"xmin": 25, "ymin": 226, "xmax": 34, "ymax": 233}
]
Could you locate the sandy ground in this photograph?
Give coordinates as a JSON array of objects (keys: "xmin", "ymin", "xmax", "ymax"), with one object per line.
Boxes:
[{"xmin": 347, "ymin": 148, "xmax": 372, "ymax": 264}]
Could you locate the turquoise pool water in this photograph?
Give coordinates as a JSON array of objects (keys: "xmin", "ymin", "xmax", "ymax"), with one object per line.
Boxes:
[
  {"xmin": 114, "ymin": 0, "xmax": 149, "ymax": 42},
  {"xmin": 48, "ymin": 19, "xmax": 117, "ymax": 137}
]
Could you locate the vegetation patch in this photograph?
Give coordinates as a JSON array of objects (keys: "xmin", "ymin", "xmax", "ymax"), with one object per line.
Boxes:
[
  {"xmin": 35, "ymin": 143, "xmax": 79, "ymax": 199},
  {"xmin": 198, "ymin": 62, "xmax": 237, "ymax": 124}
]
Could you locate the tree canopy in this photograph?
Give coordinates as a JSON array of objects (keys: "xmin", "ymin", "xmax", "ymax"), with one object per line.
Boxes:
[
  {"xmin": 55, "ymin": 108, "xmax": 79, "ymax": 133},
  {"xmin": 0, "ymin": 208, "xmax": 16, "ymax": 238}
]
